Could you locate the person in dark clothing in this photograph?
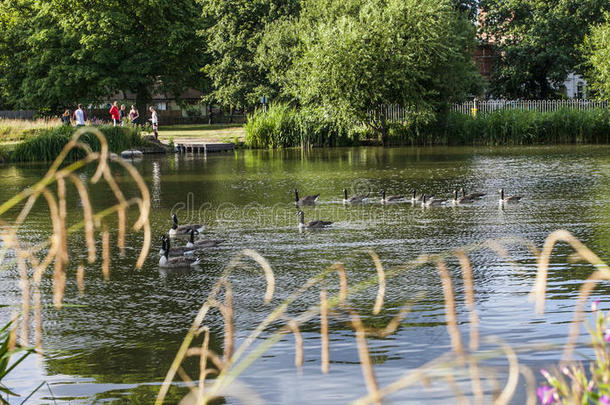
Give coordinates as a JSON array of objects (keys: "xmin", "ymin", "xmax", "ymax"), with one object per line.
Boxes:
[
  {"xmin": 119, "ymin": 104, "xmax": 127, "ymax": 126},
  {"xmin": 61, "ymin": 109, "xmax": 71, "ymax": 125}
]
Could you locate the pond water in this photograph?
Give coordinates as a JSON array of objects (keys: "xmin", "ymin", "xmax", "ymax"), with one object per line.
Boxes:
[{"xmin": 1, "ymin": 145, "xmax": 609, "ymax": 404}]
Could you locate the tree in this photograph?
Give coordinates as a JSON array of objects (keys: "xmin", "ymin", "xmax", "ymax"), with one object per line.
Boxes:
[
  {"xmin": 582, "ymin": 14, "xmax": 610, "ymax": 99},
  {"xmin": 200, "ymin": 0, "xmax": 300, "ymax": 109},
  {"xmin": 0, "ymin": 0, "xmax": 207, "ymax": 112},
  {"xmin": 480, "ymin": 0, "xmax": 610, "ymax": 99},
  {"xmin": 259, "ymin": 0, "xmax": 481, "ymax": 141}
]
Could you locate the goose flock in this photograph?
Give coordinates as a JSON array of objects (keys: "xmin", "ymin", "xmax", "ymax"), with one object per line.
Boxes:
[{"xmin": 159, "ymin": 187, "xmax": 522, "ymax": 268}]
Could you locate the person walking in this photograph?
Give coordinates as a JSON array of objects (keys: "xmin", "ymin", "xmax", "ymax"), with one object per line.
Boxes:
[
  {"xmin": 61, "ymin": 109, "xmax": 71, "ymax": 125},
  {"xmin": 109, "ymin": 101, "xmax": 120, "ymax": 126},
  {"xmin": 129, "ymin": 105, "xmax": 139, "ymax": 125},
  {"xmin": 119, "ymin": 104, "xmax": 127, "ymax": 126},
  {"xmin": 149, "ymin": 106, "xmax": 159, "ymax": 140},
  {"xmin": 73, "ymin": 104, "xmax": 87, "ymax": 126}
]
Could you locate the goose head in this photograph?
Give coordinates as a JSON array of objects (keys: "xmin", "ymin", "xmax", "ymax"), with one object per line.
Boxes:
[
  {"xmin": 499, "ymin": 188, "xmax": 505, "ymax": 200},
  {"xmin": 422, "ymin": 194, "xmax": 427, "ymax": 204},
  {"xmin": 381, "ymin": 190, "xmax": 386, "ymax": 200}
]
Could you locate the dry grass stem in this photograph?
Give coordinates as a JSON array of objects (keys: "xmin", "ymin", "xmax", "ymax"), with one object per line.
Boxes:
[
  {"xmin": 350, "ymin": 310, "xmax": 381, "ymax": 405},
  {"xmin": 102, "ymin": 229, "xmax": 110, "ymax": 281},
  {"xmin": 518, "ymin": 365, "xmax": 537, "ymax": 405},
  {"xmin": 455, "ymin": 250, "xmax": 483, "ymax": 404},
  {"xmin": 532, "ymin": 229, "xmax": 610, "ymax": 313},
  {"xmin": 436, "ymin": 260, "xmax": 464, "ymax": 357},
  {"xmin": 369, "ymin": 251, "xmax": 385, "ymax": 315},
  {"xmin": 242, "ymin": 249, "xmax": 275, "ymax": 303},
  {"xmin": 283, "ymin": 317, "xmax": 304, "ymax": 368},
  {"xmin": 68, "ymin": 174, "xmax": 96, "ymax": 263},
  {"xmin": 76, "ymin": 264, "xmax": 85, "ymax": 294},
  {"xmin": 488, "ymin": 338, "xmax": 519, "ymax": 405},
  {"xmin": 332, "ymin": 262, "xmax": 348, "ymax": 305},
  {"xmin": 320, "ymin": 288, "xmax": 330, "ymax": 374}
]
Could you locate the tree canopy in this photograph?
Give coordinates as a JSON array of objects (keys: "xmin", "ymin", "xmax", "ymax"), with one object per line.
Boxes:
[
  {"xmin": 258, "ymin": 0, "xmax": 480, "ymax": 138},
  {"xmin": 481, "ymin": 0, "xmax": 610, "ymax": 98},
  {"xmin": 0, "ymin": 0, "xmax": 207, "ymax": 112},
  {"xmin": 582, "ymin": 14, "xmax": 610, "ymax": 99}
]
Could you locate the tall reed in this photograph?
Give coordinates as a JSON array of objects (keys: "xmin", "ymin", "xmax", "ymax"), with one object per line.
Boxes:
[
  {"xmin": 0, "ymin": 118, "xmax": 61, "ymax": 142},
  {"xmin": 10, "ymin": 125, "xmax": 146, "ymax": 162}
]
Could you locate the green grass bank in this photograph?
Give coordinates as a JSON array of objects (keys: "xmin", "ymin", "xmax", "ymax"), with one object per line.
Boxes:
[
  {"xmin": 7, "ymin": 125, "xmax": 147, "ymax": 162},
  {"xmin": 244, "ymin": 104, "xmax": 610, "ymax": 148}
]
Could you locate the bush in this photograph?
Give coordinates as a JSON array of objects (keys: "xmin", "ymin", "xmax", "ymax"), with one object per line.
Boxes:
[
  {"xmin": 10, "ymin": 125, "xmax": 146, "ymax": 162},
  {"xmin": 244, "ymin": 103, "xmax": 357, "ymax": 148}
]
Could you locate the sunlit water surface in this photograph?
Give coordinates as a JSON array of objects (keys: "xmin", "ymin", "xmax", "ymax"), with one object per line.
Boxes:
[{"xmin": 1, "ymin": 145, "xmax": 609, "ymax": 404}]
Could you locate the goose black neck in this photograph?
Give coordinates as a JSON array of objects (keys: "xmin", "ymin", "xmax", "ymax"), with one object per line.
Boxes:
[
  {"xmin": 299, "ymin": 211, "xmax": 305, "ymax": 224},
  {"xmin": 294, "ymin": 189, "xmax": 299, "ymax": 203},
  {"xmin": 190, "ymin": 229, "xmax": 195, "ymax": 243},
  {"xmin": 343, "ymin": 189, "xmax": 348, "ymax": 199},
  {"xmin": 173, "ymin": 214, "xmax": 178, "ymax": 225},
  {"xmin": 382, "ymin": 190, "xmax": 386, "ymax": 199}
]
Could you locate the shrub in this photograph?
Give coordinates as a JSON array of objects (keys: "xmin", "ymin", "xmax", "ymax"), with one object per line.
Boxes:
[{"xmin": 10, "ymin": 125, "xmax": 146, "ymax": 162}]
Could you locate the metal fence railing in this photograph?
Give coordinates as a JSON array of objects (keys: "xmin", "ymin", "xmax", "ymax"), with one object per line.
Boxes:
[
  {"xmin": 452, "ymin": 99, "xmax": 608, "ymax": 115},
  {"xmin": 0, "ymin": 110, "xmax": 36, "ymax": 119}
]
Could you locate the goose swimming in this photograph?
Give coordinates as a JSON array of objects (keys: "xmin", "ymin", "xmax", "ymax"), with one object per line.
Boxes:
[
  {"xmin": 186, "ymin": 229, "xmax": 224, "ymax": 249},
  {"xmin": 381, "ymin": 190, "xmax": 404, "ymax": 204},
  {"xmin": 298, "ymin": 211, "xmax": 333, "ymax": 229},
  {"xmin": 294, "ymin": 188, "xmax": 320, "ymax": 205},
  {"xmin": 159, "ymin": 237, "xmax": 200, "ymax": 267},
  {"xmin": 343, "ymin": 188, "xmax": 367, "ymax": 204},
  {"xmin": 169, "ymin": 214, "xmax": 204, "ymax": 236},
  {"xmin": 499, "ymin": 188, "xmax": 522, "ymax": 203}
]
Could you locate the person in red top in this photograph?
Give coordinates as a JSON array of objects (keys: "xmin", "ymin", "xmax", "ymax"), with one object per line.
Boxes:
[{"xmin": 109, "ymin": 101, "xmax": 120, "ymax": 126}]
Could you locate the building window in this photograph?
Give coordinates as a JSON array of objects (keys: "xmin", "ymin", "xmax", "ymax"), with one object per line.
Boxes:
[{"xmin": 155, "ymin": 102, "xmax": 168, "ymax": 111}]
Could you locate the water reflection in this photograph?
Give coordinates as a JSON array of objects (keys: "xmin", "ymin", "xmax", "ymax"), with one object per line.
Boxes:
[{"xmin": 0, "ymin": 145, "xmax": 608, "ymax": 403}]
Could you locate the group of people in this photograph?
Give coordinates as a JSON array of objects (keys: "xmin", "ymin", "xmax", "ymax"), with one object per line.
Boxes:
[{"xmin": 60, "ymin": 102, "xmax": 159, "ymax": 139}]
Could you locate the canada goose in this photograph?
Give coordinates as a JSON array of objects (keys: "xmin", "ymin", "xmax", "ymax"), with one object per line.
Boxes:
[
  {"xmin": 298, "ymin": 211, "xmax": 332, "ymax": 229},
  {"xmin": 159, "ymin": 235, "xmax": 196, "ymax": 257},
  {"xmin": 343, "ymin": 188, "xmax": 367, "ymax": 204},
  {"xmin": 186, "ymin": 229, "xmax": 224, "ymax": 248},
  {"xmin": 453, "ymin": 189, "xmax": 474, "ymax": 205},
  {"xmin": 422, "ymin": 194, "xmax": 446, "ymax": 207},
  {"xmin": 381, "ymin": 190, "xmax": 404, "ymax": 203},
  {"xmin": 294, "ymin": 188, "xmax": 320, "ymax": 205},
  {"xmin": 169, "ymin": 214, "xmax": 204, "ymax": 236},
  {"xmin": 460, "ymin": 188, "xmax": 486, "ymax": 200},
  {"xmin": 499, "ymin": 188, "xmax": 522, "ymax": 203},
  {"xmin": 411, "ymin": 189, "xmax": 423, "ymax": 203},
  {"xmin": 159, "ymin": 237, "xmax": 200, "ymax": 267}
]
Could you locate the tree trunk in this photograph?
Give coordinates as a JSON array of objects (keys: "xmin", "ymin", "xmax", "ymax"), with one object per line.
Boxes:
[{"xmin": 135, "ymin": 85, "xmax": 151, "ymax": 117}]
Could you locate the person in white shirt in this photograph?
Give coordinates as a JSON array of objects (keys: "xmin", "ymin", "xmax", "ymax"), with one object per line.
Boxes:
[
  {"xmin": 149, "ymin": 106, "xmax": 159, "ymax": 140},
  {"xmin": 72, "ymin": 104, "xmax": 87, "ymax": 126}
]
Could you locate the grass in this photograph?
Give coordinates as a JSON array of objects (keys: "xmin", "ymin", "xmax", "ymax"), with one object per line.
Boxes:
[
  {"xmin": 0, "ymin": 118, "xmax": 61, "ymax": 143},
  {"xmin": 157, "ymin": 124, "xmax": 245, "ymax": 144}
]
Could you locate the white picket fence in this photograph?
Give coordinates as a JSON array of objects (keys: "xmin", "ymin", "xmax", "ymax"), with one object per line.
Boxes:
[{"xmin": 452, "ymin": 99, "xmax": 608, "ymax": 115}]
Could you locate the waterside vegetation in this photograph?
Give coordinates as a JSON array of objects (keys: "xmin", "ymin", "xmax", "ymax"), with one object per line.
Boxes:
[{"xmin": 245, "ymin": 104, "xmax": 610, "ymax": 148}]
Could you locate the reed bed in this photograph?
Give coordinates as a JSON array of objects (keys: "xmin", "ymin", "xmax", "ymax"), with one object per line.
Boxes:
[
  {"xmin": 10, "ymin": 125, "xmax": 146, "ymax": 162},
  {"xmin": 0, "ymin": 118, "xmax": 61, "ymax": 142},
  {"xmin": 245, "ymin": 104, "xmax": 610, "ymax": 147},
  {"xmin": 155, "ymin": 231, "xmax": 610, "ymax": 405}
]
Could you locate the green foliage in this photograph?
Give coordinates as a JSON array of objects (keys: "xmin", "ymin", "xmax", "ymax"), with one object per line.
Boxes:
[
  {"xmin": 0, "ymin": 320, "xmax": 34, "ymax": 402},
  {"xmin": 0, "ymin": 0, "xmax": 207, "ymax": 112},
  {"xmin": 247, "ymin": 105, "xmax": 610, "ymax": 147},
  {"xmin": 200, "ymin": 0, "xmax": 300, "ymax": 108},
  {"xmin": 481, "ymin": 0, "xmax": 610, "ymax": 98},
  {"xmin": 582, "ymin": 14, "xmax": 610, "ymax": 99},
  {"xmin": 244, "ymin": 103, "xmax": 356, "ymax": 148},
  {"xmin": 424, "ymin": 108, "xmax": 610, "ymax": 145},
  {"xmin": 258, "ymin": 0, "xmax": 481, "ymax": 142},
  {"xmin": 11, "ymin": 125, "xmax": 146, "ymax": 162}
]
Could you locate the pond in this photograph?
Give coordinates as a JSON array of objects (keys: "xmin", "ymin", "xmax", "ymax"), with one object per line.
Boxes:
[{"xmin": 1, "ymin": 145, "xmax": 609, "ymax": 404}]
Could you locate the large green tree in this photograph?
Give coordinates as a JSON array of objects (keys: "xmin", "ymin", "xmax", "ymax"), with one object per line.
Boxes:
[
  {"xmin": 0, "ymin": 0, "xmax": 207, "ymax": 112},
  {"xmin": 481, "ymin": 0, "xmax": 610, "ymax": 99},
  {"xmin": 200, "ymin": 0, "xmax": 300, "ymax": 109},
  {"xmin": 259, "ymin": 0, "xmax": 481, "ymax": 140},
  {"xmin": 582, "ymin": 14, "xmax": 610, "ymax": 99}
]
